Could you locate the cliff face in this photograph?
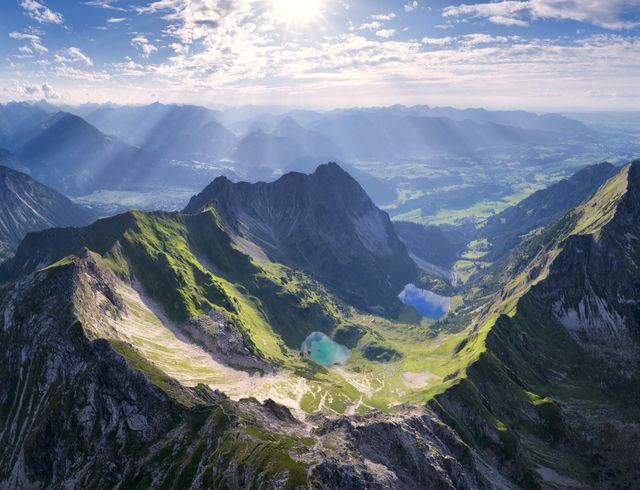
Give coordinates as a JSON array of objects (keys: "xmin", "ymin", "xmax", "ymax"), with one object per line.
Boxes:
[
  {"xmin": 535, "ymin": 163, "xmax": 640, "ymax": 349},
  {"xmin": 184, "ymin": 163, "xmax": 416, "ymax": 311}
]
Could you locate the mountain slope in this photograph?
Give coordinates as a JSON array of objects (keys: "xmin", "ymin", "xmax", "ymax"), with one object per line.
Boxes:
[
  {"xmin": 0, "ymin": 102, "xmax": 51, "ymax": 150},
  {"xmin": 0, "ymin": 165, "xmax": 96, "ymax": 260},
  {"xmin": 429, "ymin": 161, "xmax": 640, "ymax": 488},
  {"xmin": 0, "ymin": 148, "xmax": 30, "ymax": 175},
  {"xmin": 234, "ymin": 129, "xmax": 304, "ymax": 172},
  {"xmin": 481, "ymin": 162, "xmax": 619, "ymax": 258},
  {"xmin": 84, "ymin": 103, "xmax": 236, "ymax": 163},
  {"xmin": 17, "ymin": 112, "xmax": 152, "ymax": 195},
  {"xmin": 0, "ymin": 248, "xmax": 501, "ymax": 488},
  {"xmin": 184, "ymin": 163, "xmax": 417, "ymax": 310},
  {"xmin": 1, "ymin": 158, "xmax": 639, "ymax": 488},
  {"xmin": 418, "ymin": 106, "xmax": 596, "ymax": 136},
  {"xmin": 273, "ymin": 117, "xmax": 341, "ymax": 160},
  {"xmin": 394, "ymin": 221, "xmax": 465, "ymax": 269}
]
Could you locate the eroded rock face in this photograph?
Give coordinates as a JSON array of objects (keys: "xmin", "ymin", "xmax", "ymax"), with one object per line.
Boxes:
[
  {"xmin": 535, "ymin": 163, "xmax": 640, "ymax": 351},
  {"xmin": 309, "ymin": 409, "xmax": 508, "ymax": 490},
  {"xmin": 183, "ymin": 163, "xmax": 417, "ymax": 311},
  {"xmin": 0, "ymin": 258, "xmax": 182, "ymax": 488},
  {"xmin": 184, "ymin": 310, "xmax": 270, "ymax": 371}
]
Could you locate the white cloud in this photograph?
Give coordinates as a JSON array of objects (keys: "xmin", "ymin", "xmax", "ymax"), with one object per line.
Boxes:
[
  {"xmin": 372, "ymin": 13, "xmax": 396, "ymax": 21},
  {"xmin": 421, "ymin": 37, "xmax": 454, "ymax": 46},
  {"xmin": 66, "ymin": 47, "xmax": 94, "ymax": 66},
  {"xmin": 443, "ymin": 0, "xmax": 640, "ymax": 30},
  {"xmin": 376, "ymin": 29, "xmax": 396, "ymax": 39},
  {"xmin": 18, "ymin": 82, "xmax": 60, "ymax": 99},
  {"xmin": 10, "ymin": 0, "xmax": 634, "ymax": 110},
  {"xmin": 9, "ymin": 31, "xmax": 48, "ymax": 54},
  {"xmin": 404, "ymin": 1, "xmax": 418, "ymax": 13},
  {"xmin": 360, "ymin": 21, "xmax": 382, "ymax": 31},
  {"xmin": 169, "ymin": 42, "xmax": 189, "ymax": 53},
  {"xmin": 18, "ymin": 0, "xmax": 64, "ymax": 25},
  {"xmin": 82, "ymin": 0, "xmax": 127, "ymax": 11},
  {"xmin": 135, "ymin": 0, "xmax": 244, "ymax": 44},
  {"xmin": 18, "ymin": 45, "xmax": 34, "ymax": 54},
  {"xmin": 131, "ymin": 36, "xmax": 158, "ymax": 57},
  {"xmin": 107, "ymin": 17, "xmax": 127, "ymax": 23}
]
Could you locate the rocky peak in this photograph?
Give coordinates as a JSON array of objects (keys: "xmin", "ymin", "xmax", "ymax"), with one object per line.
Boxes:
[{"xmin": 185, "ymin": 163, "xmax": 416, "ymax": 310}]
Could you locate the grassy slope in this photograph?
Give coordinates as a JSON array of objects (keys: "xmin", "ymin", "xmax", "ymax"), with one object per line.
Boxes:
[{"xmin": 18, "ymin": 205, "xmax": 506, "ymax": 414}]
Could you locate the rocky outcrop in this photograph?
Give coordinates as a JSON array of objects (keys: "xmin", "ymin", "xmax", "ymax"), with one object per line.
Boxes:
[{"xmin": 310, "ymin": 409, "xmax": 512, "ymax": 490}]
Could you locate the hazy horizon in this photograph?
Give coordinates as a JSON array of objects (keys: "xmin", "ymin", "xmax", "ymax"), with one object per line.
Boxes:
[{"xmin": 4, "ymin": 99, "xmax": 640, "ymax": 116}]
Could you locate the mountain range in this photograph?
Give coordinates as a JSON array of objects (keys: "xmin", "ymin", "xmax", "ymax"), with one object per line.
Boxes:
[
  {"xmin": 0, "ymin": 158, "xmax": 639, "ymax": 488},
  {"xmin": 480, "ymin": 161, "xmax": 620, "ymax": 258},
  {"xmin": 0, "ymin": 101, "xmax": 615, "ymax": 216},
  {"xmin": 0, "ymin": 96, "xmax": 639, "ymax": 487}
]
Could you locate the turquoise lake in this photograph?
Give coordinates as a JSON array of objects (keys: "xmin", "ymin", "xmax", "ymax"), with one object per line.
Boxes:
[
  {"xmin": 398, "ymin": 284, "xmax": 451, "ymax": 320},
  {"xmin": 301, "ymin": 332, "xmax": 351, "ymax": 367}
]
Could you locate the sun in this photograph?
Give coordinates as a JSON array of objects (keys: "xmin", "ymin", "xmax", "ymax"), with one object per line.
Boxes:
[{"xmin": 270, "ymin": 0, "xmax": 325, "ymax": 23}]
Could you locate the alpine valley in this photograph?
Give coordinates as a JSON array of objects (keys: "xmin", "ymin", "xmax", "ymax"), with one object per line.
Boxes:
[{"xmin": 0, "ymin": 97, "xmax": 638, "ymax": 489}]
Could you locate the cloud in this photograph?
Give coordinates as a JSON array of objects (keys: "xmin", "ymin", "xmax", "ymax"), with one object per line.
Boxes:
[
  {"xmin": 18, "ymin": 0, "xmax": 64, "ymax": 25},
  {"xmin": 169, "ymin": 42, "xmax": 189, "ymax": 53},
  {"xmin": 359, "ymin": 21, "xmax": 382, "ymax": 31},
  {"xmin": 16, "ymin": 0, "xmax": 631, "ymax": 110},
  {"xmin": 404, "ymin": 1, "xmax": 418, "ymax": 13},
  {"xmin": 376, "ymin": 29, "xmax": 396, "ymax": 39},
  {"xmin": 421, "ymin": 33, "xmax": 520, "ymax": 47},
  {"xmin": 82, "ymin": 0, "xmax": 127, "ymax": 11},
  {"xmin": 421, "ymin": 36, "xmax": 454, "ymax": 46},
  {"xmin": 372, "ymin": 13, "xmax": 396, "ymax": 21},
  {"xmin": 9, "ymin": 31, "xmax": 48, "ymax": 54},
  {"xmin": 18, "ymin": 82, "xmax": 60, "ymax": 99},
  {"xmin": 107, "ymin": 17, "xmax": 127, "ymax": 23},
  {"xmin": 66, "ymin": 47, "xmax": 94, "ymax": 66},
  {"xmin": 131, "ymin": 36, "xmax": 158, "ymax": 57},
  {"xmin": 443, "ymin": 0, "xmax": 640, "ymax": 30},
  {"xmin": 135, "ymin": 0, "xmax": 243, "ymax": 44}
]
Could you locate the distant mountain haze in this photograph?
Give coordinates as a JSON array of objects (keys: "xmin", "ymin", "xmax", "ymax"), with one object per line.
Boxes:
[
  {"xmin": 482, "ymin": 162, "xmax": 619, "ymax": 258},
  {"xmin": 16, "ymin": 112, "xmax": 153, "ymax": 195},
  {"xmin": 0, "ymin": 165, "xmax": 96, "ymax": 260}
]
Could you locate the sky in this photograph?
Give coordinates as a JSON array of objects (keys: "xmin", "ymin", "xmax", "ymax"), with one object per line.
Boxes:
[{"xmin": 1, "ymin": 0, "xmax": 639, "ymax": 111}]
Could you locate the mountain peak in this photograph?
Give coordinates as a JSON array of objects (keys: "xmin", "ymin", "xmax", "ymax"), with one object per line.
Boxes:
[{"xmin": 184, "ymin": 163, "xmax": 415, "ymax": 309}]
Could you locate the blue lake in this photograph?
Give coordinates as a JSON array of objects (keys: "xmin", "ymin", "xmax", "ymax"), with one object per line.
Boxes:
[
  {"xmin": 398, "ymin": 284, "xmax": 451, "ymax": 320},
  {"xmin": 301, "ymin": 332, "xmax": 351, "ymax": 367}
]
